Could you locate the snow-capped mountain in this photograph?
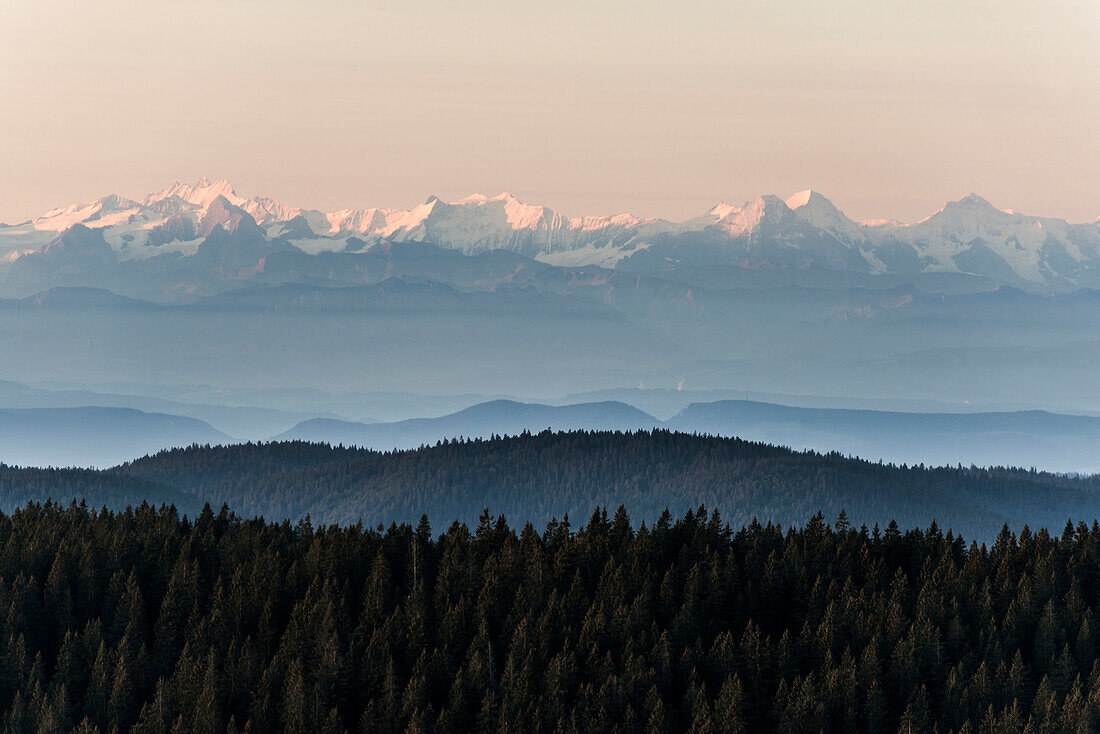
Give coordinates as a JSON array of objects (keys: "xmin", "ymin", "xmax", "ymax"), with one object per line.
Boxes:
[
  {"xmin": 886, "ymin": 194, "xmax": 1100, "ymax": 285},
  {"xmin": 1, "ymin": 178, "xmax": 1097, "ymax": 295},
  {"xmin": 785, "ymin": 189, "xmax": 867, "ymax": 242}
]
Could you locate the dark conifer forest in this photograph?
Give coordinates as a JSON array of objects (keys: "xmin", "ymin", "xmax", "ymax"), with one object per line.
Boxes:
[
  {"xmin": 1, "ymin": 431, "xmax": 1100, "ymax": 731},
  {"xmin": 0, "ymin": 502, "xmax": 1098, "ymax": 732},
  {"xmin": 3, "ymin": 431, "xmax": 1100, "ymax": 540}
]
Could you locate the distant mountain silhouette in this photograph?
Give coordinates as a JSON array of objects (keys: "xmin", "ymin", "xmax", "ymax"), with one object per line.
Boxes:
[
  {"xmin": 279, "ymin": 398, "xmax": 1100, "ymax": 473},
  {"xmin": 0, "ymin": 407, "xmax": 229, "ymax": 468},
  {"xmin": 666, "ymin": 400, "xmax": 1100, "ymax": 473},
  {"xmin": 277, "ymin": 399, "xmax": 661, "ymax": 449}
]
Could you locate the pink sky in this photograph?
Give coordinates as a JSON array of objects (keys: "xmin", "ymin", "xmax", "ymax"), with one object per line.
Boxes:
[{"xmin": 0, "ymin": 0, "xmax": 1097, "ymax": 225}]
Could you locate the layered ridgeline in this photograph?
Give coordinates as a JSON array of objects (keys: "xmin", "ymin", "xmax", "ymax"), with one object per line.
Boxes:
[
  {"xmin": 3, "ymin": 431, "xmax": 1100, "ymax": 539},
  {"xmin": 277, "ymin": 398, "xmax": 1100, "ymax": 475},
  {"xmin": 5, "ymin": 393, "xmax": 1100, "ymax": 473},
  {"xmin": 4, "ymin": 180, "xmax": 1100, "ymax": 408},
  {"xmin": 2, "ymin": 178, "xmax": 1099, "ymax": 297},
  {"xmin": 0, "ymin": 502, "xmax": 1099, "ymax": 732}
]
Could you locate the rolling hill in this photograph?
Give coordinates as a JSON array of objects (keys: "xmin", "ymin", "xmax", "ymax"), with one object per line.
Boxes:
[{"xmin": 26, "ymin": 430, "xmax": 1100, "ymax": 539}]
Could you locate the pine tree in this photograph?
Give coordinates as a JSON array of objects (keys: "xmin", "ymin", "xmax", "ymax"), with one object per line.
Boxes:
[{"xmin": 281, "ymin": 658, "xmax": 309, "ymax": 734}]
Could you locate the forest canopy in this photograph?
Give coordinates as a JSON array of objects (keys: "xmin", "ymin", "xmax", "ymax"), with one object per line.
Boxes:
[
  {"xmin": 0, "ymin": 502, "xmax": 1097, "ymax": 732},
  {"xmin": 3, "ymin": 430, "xmax": 1099, "ymax": 540}
]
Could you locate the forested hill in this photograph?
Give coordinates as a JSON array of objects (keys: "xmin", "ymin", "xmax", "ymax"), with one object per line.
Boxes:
[
  {"xmin": 1, "ymin": 503, "xmax": 1100, "ymax": 732},
  {"xmin": 1, "ymin": 430, "xmax": 1099, "ymax": 539}
]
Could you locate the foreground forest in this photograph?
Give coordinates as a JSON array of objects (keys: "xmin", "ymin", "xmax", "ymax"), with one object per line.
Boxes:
[
  {"xmin": 1, "ymin": 503, "xmax": 1100, "ymax": 732},
  {"xmin": 3, "ymin": 431, "xmax": 1100, "ymax": 540}
]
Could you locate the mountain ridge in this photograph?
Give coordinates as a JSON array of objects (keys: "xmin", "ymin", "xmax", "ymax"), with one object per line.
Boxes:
[
  {"xmin": 3, "ymin": 178, "xmax": 1098, "ymax": 294},
  {"xmin": 276, "ymin": 397, "xmax": 1100, "ymax": 473}
]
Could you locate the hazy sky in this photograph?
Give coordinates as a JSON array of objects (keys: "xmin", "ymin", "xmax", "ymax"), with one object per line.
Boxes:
[{"xmin": 1, "ymin": 0, "xmax": 1097, "ymax": 224}]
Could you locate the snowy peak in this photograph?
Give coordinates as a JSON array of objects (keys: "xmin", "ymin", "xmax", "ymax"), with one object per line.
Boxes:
[
  {"xmin": 378, "ymin": 191, "xmax": 565, "ymax": 249},
  {"xmin": 33, "ymin": 194, "xmax": 143, "ymax": 232},
  {"xmin": 708, "ymin": 203, "xmax": 739, "ymax": 220},
  {"xmin": 917, "ymin": 193, "xmax": 1005, "ymax": 228},
  {"xmin": 324, "ymin": 207, "xmax": 403, "ymax": 236},
  {"xmin": 784, "ymin": 189, "xmax": 863, "ymax": 240},
  {"xmin": 241, "ymin": 195, "xmax": 301, "ymax": 226},
  {"xmin": 711, "ymin": 195, "xmax": 794, "ymax": 237},
  {"xmin": 197, "ymin": 196, "xmax": 261, "ymax": 238},
  {"xmin": 371, "ymin": 191, "xmax": 633, "ymax": 256},
  {"xmin": 26, "ymin": 178, "xmax": 283, "ymax": 239},
  {"xmin": 916, "ymin": 194, "xmax": 1017, "ymax": 233},
  {"xmin": 956, "ymin": 193, "xmax": 997, "ymax": 210},
  {"xmin": 893, "ymin": 194, "xmax": 1100, "ymax": 283},
  {"xmin": 97, "ymin": 194, "xmax": 140, "ymax": 211},
  {"xmin": 785, "ymin": 189, "xmax": 843, "ymax": 218},
  {"xmin": 784, "ymin": 189, "xmax": 820, "ymax": 210},
  {"xmin": 377, "ymin": 191, "xmax": 648, "ymax": 242},
  {"xmin": 457, "ymin": 192, "xmax": 560, "ymax": 231},
  {"xmin": 146, "ymin": 177, "xmax": 239, "ymax": 209},
  {"xmin": 143, "ymin": 178, "xmax": 300, "ymax": 226}
]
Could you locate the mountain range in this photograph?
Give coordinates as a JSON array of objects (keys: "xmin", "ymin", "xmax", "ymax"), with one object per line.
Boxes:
[{"xmin": 2, "ymin": 178, "xmax": 1098, "ymax": 296}]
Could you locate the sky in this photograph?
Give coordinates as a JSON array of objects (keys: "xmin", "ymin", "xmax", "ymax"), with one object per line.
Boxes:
[{"xmin": 0, "ymin": 0, "xmax": 1097, "ymax": 225}]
